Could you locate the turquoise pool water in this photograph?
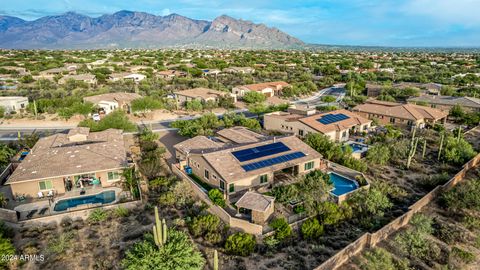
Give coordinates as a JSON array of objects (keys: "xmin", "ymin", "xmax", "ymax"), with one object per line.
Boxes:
[
  {"xmin": 329, "ymin": 173, "xmax": 359, "ymax": 196},
  {"xmin": 54, "ymin": 190, "xmax": 116, "ymax": 211},
  {"xmin": 348, "ymin": 143, "xmax": 367, "ymax": 153}
]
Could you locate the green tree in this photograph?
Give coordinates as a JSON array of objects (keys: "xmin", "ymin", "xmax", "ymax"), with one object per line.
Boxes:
[
  {"xmin": 349, "ymin": 188, "xmax": 392, "ymax": 217},
  {"xmin": 208, "ymin": 189, "xmax": 226, "ymax": 207},
  {"xmin": 131, "ymin": 97, "xmax": 164, "ymax": 113},
  {"xmin": 361, "ymin": 248, "xmax": 402, "ymax": 270},
  {"xmin": 321, "ymin": 95, "xmax": 336, "ymax": 103},
  {"xmin": 269, "ymin": 217, "xmax": 292, "ymax": 242},
  {"xmin": 185, "ymin": 100, "xmax": 204, "ymax": 111},
  {"xmin": 225, "ymin": 232, "xmax": 256, "ymax": 256},
  {"xmin": 0, "ymin": 144, "xmax": 16, "ymax": 165},
  {"xmin": 366, "ymin": 144, "xmax": 391, "ymax": 165},
  {"xmin": 122, "ymin": 230, "xmax": 205, "ymax": 270},
  {"xmin": 243, "ymin": 91, "xmax": 266, "ymax": 104},
  {"xmin": 79, "ymin": 110, "xmax": 137, "ymax": 132},
  {"xmin": 443, "ymin": 136, "xmax": 476, "ymax": 165},
  {"xmin": 301, "ymin": 218, "xmax": 324, "ymax": 240}
]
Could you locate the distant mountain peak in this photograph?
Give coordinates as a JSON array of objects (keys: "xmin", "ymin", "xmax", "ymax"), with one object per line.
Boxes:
[{"xmin": 0, "ymin": 10, "xmax": 304, "ymax": 49}]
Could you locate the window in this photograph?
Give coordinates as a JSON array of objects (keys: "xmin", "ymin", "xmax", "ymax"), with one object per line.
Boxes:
[
  {"xmin": 220, "ymin": 180, "xmax": 225, "ymax": 190},
  {"xmin": 108, "ymin": 171, "xmax": 120, "ymax": 181},
  {"xmin": 389, "ymin": 117, "xmax": 396, "ymax": 123},
  {"xmin": 204, "ymin": 169, "xmax": 210, "ymax": 179},
  {"xmin": 298, "ymin": 130, "xmax": 304, "ymax": 136},
  {"xmin": 229, "ymin": 183, "xmax": 235, "ymax": 193},
  {"xmin": 260, "ymin": 174, "xmax": 268, "ymax": 184},
  {"xmin": 342, "ymin": 131, "xmax": 347, "ymax": 138},
  {"xmin": 304, "ymin": 161, "xmax": 315, "ymax": 171},
  {"xmin": 213, "ymin": 174, "xmax": 217, "ymax": 180},
  {"xmin": 39, "ymin": 180, "xmax": 53, "ymax": 190}
]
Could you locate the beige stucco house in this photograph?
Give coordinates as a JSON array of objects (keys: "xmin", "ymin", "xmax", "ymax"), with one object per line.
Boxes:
[
  {"xmin": 352, "ymin": 100, "xmax": 447, "ymax": 129},
  {"xmin": 264, "ymin": 109, "xmax": 372, "ymax": 142},
  {"xmin": 174, "ymin": 132, "xmax": 324, "ymax": 202},
  {"xmin": 174, "ymin": 88, "xmax": 237, "ymax": 106},
  {"xmin": 0, "ymin": 96, "xmax": 29, "ymax": 113},
  {"xmin": 5, "ymin": 128, "xmax": 129, "ymax": 199},
  {"xmin": 83, "ymin": 92, "xmax": 142, "ymax": 114},
  {"xmin": 232, "ymin": 81, "xmax": 290, "ymax": 98}
]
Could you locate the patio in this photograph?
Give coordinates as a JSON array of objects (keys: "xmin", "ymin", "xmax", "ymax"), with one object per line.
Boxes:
[{"xmin": 10, "ymin": 186, "xmax": 124, "ymax": 220}]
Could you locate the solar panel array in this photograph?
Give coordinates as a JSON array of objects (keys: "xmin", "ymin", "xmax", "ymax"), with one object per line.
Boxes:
[
  {"xmin": 317, "ymin": 113, "xmax": 350, "ymax": 125},
  {"xmin": 241, "ymin": 152, "xmax": 306, "ymax": 172},
  {"xmin": 232, "ymin": 142, "xmax": 290, "ymax": 162}
]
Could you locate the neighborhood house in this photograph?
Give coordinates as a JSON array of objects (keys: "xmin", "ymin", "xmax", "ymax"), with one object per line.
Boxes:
[
  {"xmin": 0, "ymin": 96, "xmax": 29, "ymax": 113},
  {"xmin": 174, "ymin": 133, "xmax": 324, "ymax": 202},
  {"xmin": 83, "ymin": 92, "xmax": 142, "ymax": 114},
  {"xmin": 264, "ymin": 109, "xmax": 372, "ymax": 142},
  {"xmin": 352, "ymin": 100, "xmax": 448, "ymax": 129},
  {"xmin": 174, "ymin": 88, "xmax": 236, "ymax": 106},
  {"xmin": 232, "ymin": 81, "xmax": 290, "ymax": 97},
  {"xmin": 5, "ymin": 128, "xmax": 129, "ymax": 199}
]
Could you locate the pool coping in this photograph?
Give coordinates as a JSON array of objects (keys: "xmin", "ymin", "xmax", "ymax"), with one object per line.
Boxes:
[
  {"xmin": 52, "ymin": 187, "xmax": 122, "ymax": 213},
  {"xmin": 327, "ymin": 171, "xmax": 360, "ymax": 197}
]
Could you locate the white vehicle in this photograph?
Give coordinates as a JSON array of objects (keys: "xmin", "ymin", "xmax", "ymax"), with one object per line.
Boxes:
[{"xmin": 92, "ymin": 113, "xmax": 101, "ymax": 121}]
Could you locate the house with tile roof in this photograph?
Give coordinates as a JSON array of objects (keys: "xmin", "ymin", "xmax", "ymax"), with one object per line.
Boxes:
[
  {"xmin": 174, "ymin": 88, "xmax": 236, "ymax": 106},
  {"xmin": 232, "ymin": 81, "xmax": 290, "ymax": 98},
  {"xmin": 352, "ymin": 100, "xmax": 447, "ymax": 129},
  {"xmin": 407, "ymin": 95, "xmax": 480, "ymax": 113},
  {"xmin": 83, "ymin": 92, "xmax": 142, "ymax": 114},
  {"xmin": 5, "ymin": 128, "xmax": 129, "ymax": 199},
  {"xmin": 264, "ymin": 109, "xmax": 372, "ymax": 142},
  {"xmin": 174, "ymin": 134, "xmax": 324, "ymax": 202}
]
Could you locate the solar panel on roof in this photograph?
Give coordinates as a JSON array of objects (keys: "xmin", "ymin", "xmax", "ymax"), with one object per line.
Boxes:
[
  {"xmin": 232, "ymin": 142, "xmax": 291, "ymax": 162},
  {"xmin": 241, "ymin": 151, "xmax": 307, "ymax": 172},
  {"xmin": 317, "ymin": 113, "xmax": 350, "ymax": 125}
]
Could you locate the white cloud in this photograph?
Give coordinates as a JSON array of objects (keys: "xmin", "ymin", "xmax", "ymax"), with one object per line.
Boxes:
[{"xmin": 161, "ymin": 8, "xmax": 171, "ymax": 16}]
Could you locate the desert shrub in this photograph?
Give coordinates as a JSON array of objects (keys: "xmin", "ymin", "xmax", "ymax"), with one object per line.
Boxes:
[
  {"xmin": 462, "ymin": 215, "xmax": 480, "ymax": 231},
  {"xmin": 441, "ymin": 179, "xmax": 480, "ymax": 211},
  {"xmin": 410, "ymin": 214, "xmax": 433, "ymax": 235},
  {"xmin": 88, "ymin": 209, "xmax": 109, "ymax": 224},
  {"xmin": 443, "ymin": 136, "xmax": 476, "ymax": 165},
  {"xmin": 348, "ymin": 188, "xmax": 392, "ymax": 218},
  {"xmin": 0, "ymin": 221, "xmax": 14, "ymax": 238},
  {"xmin": 361, "ymin": 248, "xmax": 396, "ymax": 270},
  {"xmin": 243, "ymin": 91, "xmax": 266, "ymax": 104},
  {"xmin": 225, "ymin": 232, "xmax": 256, "ymax": 256},
  {"xmin": 114, "ymin": 206, "xmax": 129, "ymax": 217},
  {"xmin": 263, "ymin": 235, "xmax": 280, "ymax": 250},
  {"xmin": 208, "ymin": 189, "xmax": 226, "ymax": 207},
  {"xmin": 419, "ymin": 172, "xmax": 450, "ymax": 190},
  {"xmin": 394, "ymin": 229, "xmax": 440, "ymax": 262},
  {"xmin": 451, "ymin": 246, "xmax": 475, "ymax": 264},
  {"xmin": 189, "ymin": 214, "xmax": 222, "ymax": 243},
  {"xmin": 366, "ymin": 144, "xmax": 391, "ymax": 165},
  {"xmin": 122, "ymin": 230, "xmax": 205, "ymax": 270},
  {"xmin": 47, "ymin": 231, "xmax": 75, "ymax": 255},
  {"xmin": 301, "ymin": 218, "xmax": 324, "ymax": 240},
  {"xmin": 269, "ymin": 217, "xmax": 292, "ymax": 242},
  {"xmin": 158, "ymin": 191, "xmax": 176, "ymax": 207},
  {"xmin": 171, "ymin": 181, "xmax": 194, "ymax": 207},
  {"xmin": 433, "ymin": 221, "xmax": 466, "ymax": 244},
  {"xmin": 317, "ymin": 201, "xmax": 345, "ymax": 226}
]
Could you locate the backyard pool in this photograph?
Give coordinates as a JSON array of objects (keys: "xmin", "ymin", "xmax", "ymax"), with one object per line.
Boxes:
[
  {"xmin": 53, "ymin": 190, "xmax": 116, "ymax": 212},
  {"xmin": 329, "ymin": 172, "xmax": 359, "ymax": 196},
  {"xmin": 346, "ymin": 142, "xmax": 368, "ymax": 153}
]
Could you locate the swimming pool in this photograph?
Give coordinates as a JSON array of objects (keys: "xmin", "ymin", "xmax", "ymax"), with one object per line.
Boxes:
[
  {"xmin": 329, "ymin": 172, "xmax": 359, "ymax": 196},
  {"xmin": 54, "ymin": 190, "xmax": 116, "ymax": 212},
  {"xmin": 347, "ymin": 143, "xmax": 367, "ymax": 153}
]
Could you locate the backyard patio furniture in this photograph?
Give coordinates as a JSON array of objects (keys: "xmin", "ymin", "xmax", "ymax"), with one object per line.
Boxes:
[
  {"xmin": 47, "ymin": 190, "xmax": 54, "ymax": 197},
  {"xmin": 80, "ymin": 188, "xmax": 86, "ymax": 195},
  {"xmin": 26, "ymin": 209, "xmax": 37, "ymax": 219},
  {"xmin": 38, "ymin": 208, "xmax": 48, "ymax": 215},
  {"xmin": 37, "ymin": 191, "xmax": 44, "ymax": 198}
]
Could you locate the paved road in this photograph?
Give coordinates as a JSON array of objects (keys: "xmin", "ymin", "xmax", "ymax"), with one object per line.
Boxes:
[
  {"xmin": 0, "ymin": 108, "xmax": 255, "ymax": 141},
  {"xmin": 293, "ymin": 84, "xmax": 346, "ymax": 108}
]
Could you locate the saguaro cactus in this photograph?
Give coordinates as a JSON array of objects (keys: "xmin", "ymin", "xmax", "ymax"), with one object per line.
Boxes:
[
  {"xmin": 153, "ymin": 206, "xmax": 163, "ymax": 248},
  {"xmin": 422, "ymin": 139, "xmax": 427, "ymax": 159},
  {"xmin": 438, "ymin": 132, "xmax": 445, "ymax": 161},
  {"xmin": 162, "ymin": 218, "xmax": 167, "ymax": 245},
  {"xmin": 213, "ymin": 249, "xmax": 219, "ymax": 270},
  {"xmin": 407, "ymin": 137, "xmax": 419, "ymax": 169}
]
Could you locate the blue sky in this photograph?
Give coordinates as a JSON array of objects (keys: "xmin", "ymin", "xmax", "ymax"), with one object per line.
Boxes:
[{"xmin": 1, "ymin": 0, "xmax": 479, "ymax": 47}]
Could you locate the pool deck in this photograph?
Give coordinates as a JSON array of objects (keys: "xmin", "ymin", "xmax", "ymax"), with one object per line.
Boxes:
[{"xmin": 13, "ymin": 187, "xmax": 123, "ymax": 219}]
